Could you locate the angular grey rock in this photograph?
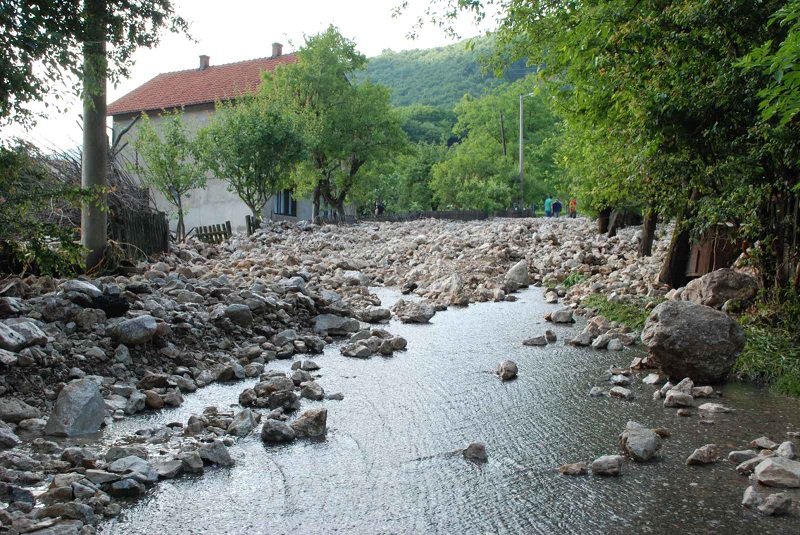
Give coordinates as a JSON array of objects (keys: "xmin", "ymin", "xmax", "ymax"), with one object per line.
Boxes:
[
  {"xmin": 108, "ymin": 455, "xmax": 158, "ymax": 483},
  {"xmin": 758, "ymin": 493, "xmax": 792, "ymax": 516},
  {"xmin": 619, "ymin": 422, "xmax": 662, "ymax": 462},
  {"xmin": 607, "ymin": 339, "xmax": 623, "ymax": 351},
  {"xmin": 610, "ymin": 374, "xmax": 631, "ymax": 386},
  {"xmin": 550, "ymin": 307, "xmax": 575, "ymax": 324},
  {"xmin": 125, "ymin": 391, "xmax": 146, "ymax": 415},
  {"xmin": 609, "ymin": 386, "xmax": 633, "ymax": 400},
  {"xmin": 664, "ymin": 390, "xmax": 693, "ymax": 408},
  {"xmin": 522, "ymin": 336, "xmax": 547, "ymax": 347},
  {"xmin": 751, "ymin": 436, "xmax": 780, "ymax": 450},
  {"xmin": 392, "ymin": 299, "xmax": 436, "ymax": 324},
  {"xmin": 505, "ymin": 260, "xmax": 529, "ymax": 292},
  {"xmin": 152, "ymin": 459, "xmax": 182, "ymax": 479},
  {"xmin": 356, "ymin": 307, "xmax": 391, "ymax": 323},
  {"xmin": 290, "ymin": 408, "xmax": 327, "ymax": 437},
  {"xmin": 44, "ymin": 379, "xmax": 105, "ymax": 436},
  {"xmin": 754, "ymin": 457, "xmax": 800, "ymax": 487},
  {"xmin": 728, "ymin": 450, "xmax": 758, "ymax": 464},
  {"xmin": 559, "ymin": 462, "xmax": 587, "ymax": 476},
  {"xmin": 463, "ymin": 442, "xmax": 487, "ymax": 462},
  {"xmin": 0, "ymin": 323, "xmax": 26, "ymax": 352},
  {"xmin": 681, "ymin": 268, "xmax": 758, "ymax": 309},
  {"xmin": 777, "ymin": 441, "xmax": 796, "ymax": 459},
  {"xmin": 0, "ymin": 426, "xmax": 21, "ymax": 449},
  {"xmin": 742, "ymin": 486, "xmax": 762, "ymax": 509},
  {"xmin": 497, "ymin": 360, "xmax": 518, "ymax": 381},
  {"xmin": 313, "ymin": 314, "xmax": 360, "ymax": 335},
  {"xmin": 642, "ymin": 373, "xmax": 662, "ymax": 385},
  {"xmin": 0, "ymin": 398, "xmax": 41, "ymax": 422},
  {"xmin": 641, "ymin": 301, "xmax": 745, "ymax": 383},
  {"xmin": 228, "ymin": 408, "xmax": 258, "ymax": 438},
  {"xmin": 589, "ymin": 387, "xmax": 604, "ymax": 397},
  {"xmin": 199, "ymin": 440, "xmax": 234, "ymax": 466},
  {"xmin": 591, "ymin": 455, "xmax": 624, "ymax": 476},
  {"xmin": 109, "ymin": 478, "xmax": 146, "ymax": 497},
  {"xmin": 112, "ymin": 315, "xmax": 158, "ymax": 345},
  {"xmin": 224, "ymin": 304, "xmax": 253, "ymax": 326},
  {"xmin": 178, "ymin": 450, "xmax": 204, "ymax": 473},
  {"xmin": 260, "ymin": 419, "xmax": 296, "ymax": 443},
  {"xmin": 300, "ymin": 381, "xmax": 325, "ymax": 401},
  {"xmin": 686, "ymin": 444, "xmax": 718, "ymax": 465},
  {"xmin": 3, "ymin": 319, "xmax": 47, "ymax": 347}
]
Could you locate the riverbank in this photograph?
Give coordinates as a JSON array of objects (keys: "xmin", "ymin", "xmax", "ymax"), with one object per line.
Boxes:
[{"xmin": 0, "ymin": 216, "xmax": 798, "ymax": 532}]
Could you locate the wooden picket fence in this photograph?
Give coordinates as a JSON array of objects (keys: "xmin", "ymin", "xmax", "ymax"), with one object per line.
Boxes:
[
  {"xmin": 193, "ymin": 221, "xmax": 232, "ymax": 244},
  {"xmin": 108, "ymin": 207, "xmax": 170, "ymax": 259}
]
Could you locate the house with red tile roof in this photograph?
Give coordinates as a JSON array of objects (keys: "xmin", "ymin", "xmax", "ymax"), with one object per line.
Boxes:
[{"xmin": 109, "ymin": 43, "xmax": 310, "ymax": 231}]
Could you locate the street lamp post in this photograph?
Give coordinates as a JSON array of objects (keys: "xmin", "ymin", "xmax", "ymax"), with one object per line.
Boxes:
[{"xmin": 519, "ymin": 92, "xmax": 535, "ymax": 210}]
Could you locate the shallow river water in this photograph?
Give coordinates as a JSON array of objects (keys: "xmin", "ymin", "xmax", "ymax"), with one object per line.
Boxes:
[{"xmin": 100, "ymin": 288, "xmax": 800, "ymax": 534}]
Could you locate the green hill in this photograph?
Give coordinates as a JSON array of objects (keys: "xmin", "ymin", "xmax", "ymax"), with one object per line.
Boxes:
[{"xmin": 362, "ymin": 36, "xmax": 536, "ymax": 109}]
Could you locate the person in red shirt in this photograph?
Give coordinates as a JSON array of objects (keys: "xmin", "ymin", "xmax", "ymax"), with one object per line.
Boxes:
[{"xmin": 569, "ymin": 198, "xmax": 577, "ymax": 218}]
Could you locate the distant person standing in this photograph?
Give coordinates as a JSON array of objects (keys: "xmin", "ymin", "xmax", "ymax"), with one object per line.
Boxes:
[
  {"xmin": 553, "ymin": 198, "xmax": 563, "ymax": 217},
  {"xmin": 377, "ymin": 200, "xmax": 385, "ymax": 216},
  {"xmin": 544, "ymin": 196, "xmax": 553, "ymax": 217},
  {"xmin": 569, "ymin": 198, "xmax": 577, "ymax": 218}
]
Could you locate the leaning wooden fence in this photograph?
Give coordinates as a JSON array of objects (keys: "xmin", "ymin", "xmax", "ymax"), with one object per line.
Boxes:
[
  {"xmin": 108, "ymin": 207, "xmax": 170, "ymax": 259},
  {"xmin": 193, "ymin": 221, "xmax": 232, "ymax": 244}
]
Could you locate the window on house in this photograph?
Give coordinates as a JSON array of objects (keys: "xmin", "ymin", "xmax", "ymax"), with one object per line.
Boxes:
[{"xmin": 274, "ymin": 189, "xmax": 297, "ymax": 216}]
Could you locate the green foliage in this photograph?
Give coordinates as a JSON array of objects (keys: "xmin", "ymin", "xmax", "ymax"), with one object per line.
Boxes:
[
  {"xmin": 582, "ymin": 294, "xmax": 659, "ymax": 332},
  {"xmin": 562, "ymin": 272, "xmax": 586, "ymax": 288},
  {"xmin": 735, "ymin": 296, "xmax": 800, "ymax": 397},
  {"xmin": 0, "ymin": 141, "xmax": 87, "ymax": 275},
  {"xmin": 361, "ymin": 36, "xmax": 536, "ymax": 108},
  {"xmin": 429, "ymin": 74, "xmax": 560, "ymax": 209},
  {"xmin": 197, "ymin": 96, "xmax": 305, "ymax": 219},
  {"xmin": 263, "ymin": 26, "xmax": 408, "ymax": 218},
  {"xmin": 742, "ymin": 0, "xmax": 800, "ymax": 125},
  {"xmin": 133, "ymin": 111, "xmax": 205, "ymax": 240},
  {"xmin": 0, "ymin": 0, "xmax": 188, "ymax": 125},
  {"xmin": 396, "ymin": 105, "xmax": 457, "ymax": 144}
]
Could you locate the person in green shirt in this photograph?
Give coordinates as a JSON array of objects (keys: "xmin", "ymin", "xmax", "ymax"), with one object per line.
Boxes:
[{"xmin": 544, "ymin": 196, "xmax": 553, "ymax": 217}]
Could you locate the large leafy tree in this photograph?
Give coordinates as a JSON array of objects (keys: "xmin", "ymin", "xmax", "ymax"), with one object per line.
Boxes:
[
  {"xmin": 197, "ymin": 96, "xmax": 306, "ymax": 223},
  {"xmin": 133, "ymin": 111, "xmax": 205, "ymax": 241},
  {"xmin": 263, "ymin": 25, "xmax": 408, "ymax": 221},
  {"xmin": 1, "ymin": 0, "xmax": 188, "ymax": 269}
]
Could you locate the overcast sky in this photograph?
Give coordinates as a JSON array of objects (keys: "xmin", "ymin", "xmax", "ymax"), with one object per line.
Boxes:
[{"xmin": 4, "ymin": 0, "xmax": 494, "ymax": 149}]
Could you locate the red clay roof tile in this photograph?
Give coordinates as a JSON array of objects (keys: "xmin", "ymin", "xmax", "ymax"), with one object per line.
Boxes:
[{"xmin": 107, "ymin": 54, "xmax": 298, "ymax": 116}]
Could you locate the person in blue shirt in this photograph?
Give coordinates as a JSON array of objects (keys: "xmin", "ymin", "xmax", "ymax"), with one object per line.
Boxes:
[{"xmin": 544, "ymin": 196, "xmax": 553, "ymax": 217}]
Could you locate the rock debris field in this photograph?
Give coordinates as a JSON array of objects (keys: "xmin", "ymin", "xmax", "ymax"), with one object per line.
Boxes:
[{"xmin": 0, "ymin": 216, "xmax": 798, "ymax": 533}]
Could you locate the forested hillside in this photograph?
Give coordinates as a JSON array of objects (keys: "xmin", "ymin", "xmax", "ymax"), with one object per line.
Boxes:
[{"xmin": 362, "ymin": 36, "xmax": 536, "ymax": 108}]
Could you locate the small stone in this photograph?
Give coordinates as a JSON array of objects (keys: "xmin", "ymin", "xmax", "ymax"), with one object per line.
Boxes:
[
  {"xmin": 776, "ymin": 441, "xmax": 796, "ymax": 459},
  {"xmin": 728, "ymin": 450, "xmax": 758, "ymax": 464},
  {"xmin": 199, "ymin": 440, "xmax": 234, "ymax": 467},
  {"xmin": 686, "ymin": 444, "xmax": 718, "ymax": 465},
  {"xmin": 751, "ymin": 436, "xmax": 780, "ymax": 450},
  {"xmin": 754, "ymin": 456, "xmax": 800, "ymax": 487},
  {"xmin": 589, "ymin": 387, "xmax": 604, "ymax": 397},
  {"xmin": 642, "ymin": 373, "xmax": 661, "ymax": 385},
  {"xmin": 609, "ymin": 387, "xmax": 633, "ymax": 400},
  {"xmin": 742, "ymin": 486, "xmax": 762, "ymax": 509},
  {"xmin": 757, "ymin": 493, "xmax": 792, "ymax": 516},
  {"xmin": 559, "ymin": 462, "xmax": 587, "ymax": 476},
  {"xmin": 260, "ymin": 419, "xmax": 296, "ymax": 443},
  {"xmin": 496, "ymin": 360, "xmax": 518, "ymax": 381},
  {"xmin": 663, "ymin": 390, "xmax": 693, "ymax": 408},
  {"xmin": 463, "ymin": 442, "xmax": 487, "ymax": 462},
  {"xmin": 677, "ymin": 408, "xmax": 691, "ymax": 416},
  {"xmin": 522, "ymin": 336, "xmax": 547, "ymax": 347},
  {"xmin": 290, "ymin": 408, "xmax": 327, "ymax": 437},
  {"xmin": 610, "ymin": 374, "xmax": 630, "ymax": 386},
  {"xmin": 591, "ymin": 455, "xmax": 624, "ymax": 476}
]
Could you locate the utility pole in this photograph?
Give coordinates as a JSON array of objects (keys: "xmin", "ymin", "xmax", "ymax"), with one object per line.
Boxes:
[
  {"xmin": 81, "ymin": 0, "xmax": 108, "ymax": 270},
  {"xmin": 519, "ymin": 94, "xmax": 524, "ymax": 208},
  {"xmin": 519, "ymin": 92, "xmax": 534, "ymax": 209}
]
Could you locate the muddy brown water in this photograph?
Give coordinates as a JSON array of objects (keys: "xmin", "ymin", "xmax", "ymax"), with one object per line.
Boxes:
[{"xmin": 98, "ymin": 287, "xmax": 800, "ymax": 534}]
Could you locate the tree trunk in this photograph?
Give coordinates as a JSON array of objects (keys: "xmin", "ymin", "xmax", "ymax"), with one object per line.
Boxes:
[
  {"xmin": 80, "ymin": 0, "xmax": 108, "ymax": 270},
  {"xmin": 597, "ymin": 208, "xmax": 611, "ymax": 233},
  {"xmin": 176, "ymin": 194, "xmax": 185, "ymax": 242},
  {"xmin": 312, "ymin": 184, "xmax": 321, "ymax": 224},
  {"xmin": 334, "ymin": 201, "xmax": 346, "ymax": 220},
  {"xmin": 638, "ymin": 207, "xmax": 657, "ymax": 257},
  {"xmin": 658, "ymin": 211, "xmax": 692, "ymax": 288},
  {"xmin": 607, "ymin": 210, "xmax": 621, "ymax": 238}
]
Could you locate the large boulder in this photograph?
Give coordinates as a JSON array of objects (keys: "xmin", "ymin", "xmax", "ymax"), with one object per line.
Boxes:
[
  {"xmin": 111, "ymin": 315, "xmax": 159, "ymax": 345},
  {"xmin": 0, "ymin": 323, "xmax": 26, "ymax": 352},
  {"xmin": 391, "ymin": 299, "xmax": 435, "ymax": 324},
  {"xmin": 681, "ymin": 268, "xmax": 758, "ymax": 309},
  {"xmin": 640, "ymin": 301, "xmax": 745, "ymax": 383},
  {"xmin": 44, "ymin": 379, "xmax": 105, "ymax": 436}
]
